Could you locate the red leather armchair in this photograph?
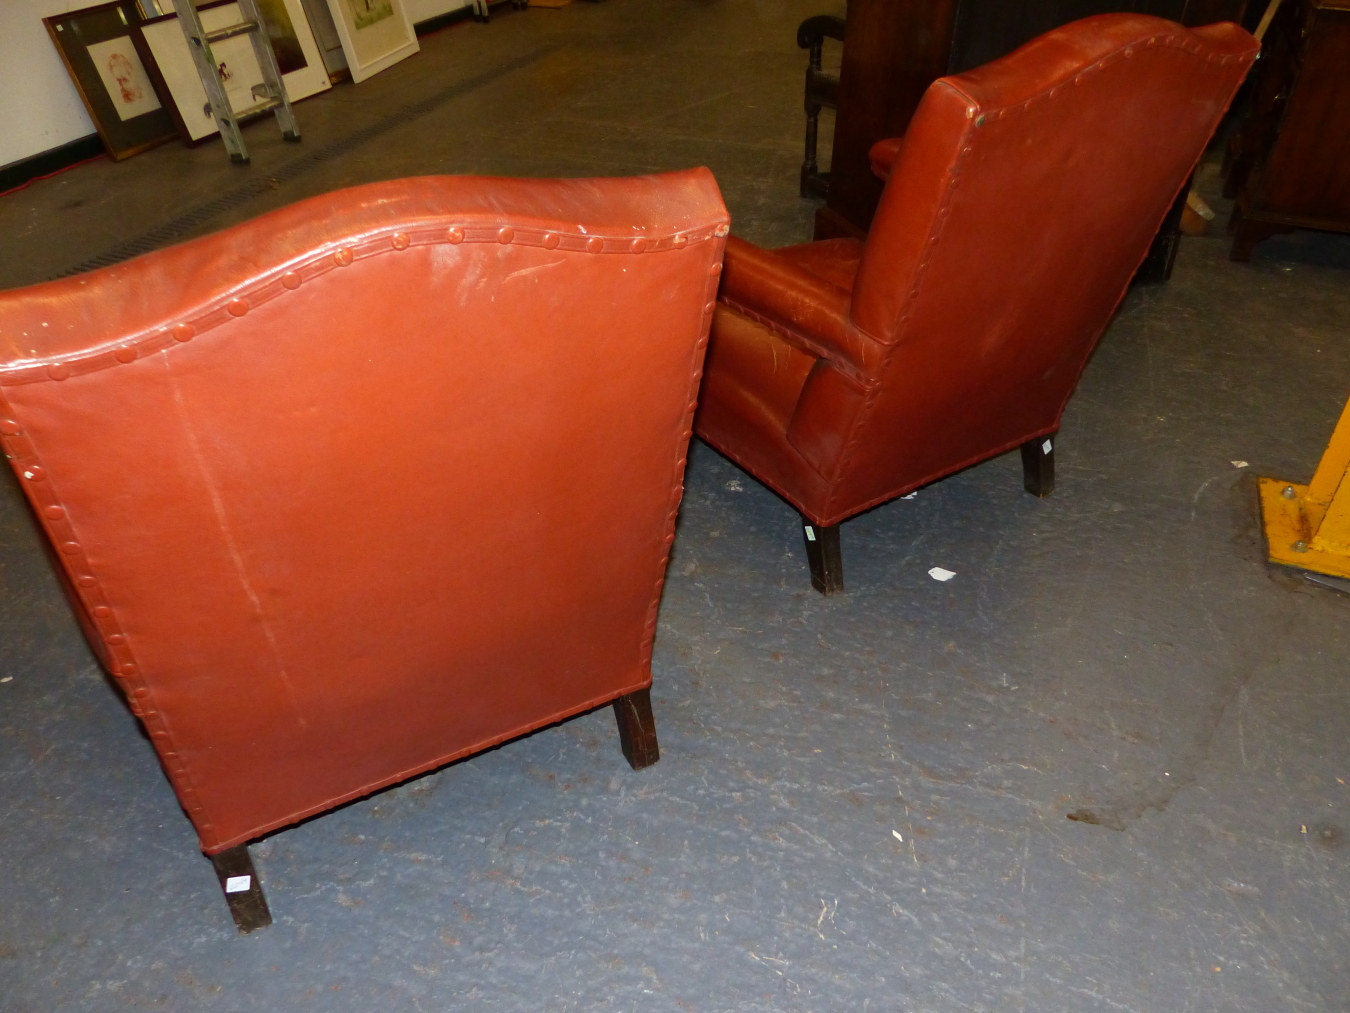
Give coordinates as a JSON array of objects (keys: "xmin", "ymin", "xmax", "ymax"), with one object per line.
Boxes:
[
  {"xmin": 695, "ymin": 14, "xmax": 1257, "ymax": 594},
  {"xmin": 0, "ymin": 171, "xmax": 728, "ymax": 930}
]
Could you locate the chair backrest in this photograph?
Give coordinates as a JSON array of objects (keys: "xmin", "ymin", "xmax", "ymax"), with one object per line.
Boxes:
[
  {"xmin": 827, "ymin": 15, "xmax": 1256, "ymax": 514},
  {"xmin": 0, "ymin": 171, "xmax": 728, "ymax": 854}
]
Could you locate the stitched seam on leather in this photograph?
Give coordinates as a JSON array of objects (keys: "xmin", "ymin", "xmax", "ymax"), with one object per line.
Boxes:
[
  {"xmin": 819, "ymin": 425, "xmax": 1059, "ymax": 528},
  {"xmin": 639, "ymin": 231, "xmax": 730, "ymax": 670},
  {"xmin": 696, "ymin": 424, "xmax": 826, "ymax": 522},
  {"xmin": 824, "ymin": 112, "xmax": 977, "ymax": 519},
  {"xmin": 825, "ymin": 31, "xmax": 1252, "ymax": 521},
  {"xmin": 0, "ymin": 392, "xmax": 217, "ymax": 839},
  {"xmin": 205, "ymin": 675, "xmax": 656, "ymax": 853},
  {"xmin": 0, "ymin": 221, "xmax": 727, "ymax": 387},
  {"xmin": 823, "ymin": 30, "xmax": 1254, "ymax": 521}
]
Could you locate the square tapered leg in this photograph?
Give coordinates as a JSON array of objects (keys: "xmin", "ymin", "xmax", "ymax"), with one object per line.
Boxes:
[
  {"xmin": 613, "ymin": 688, "xmax": 659, "ymax": 770},
  {"xmin": 1021, "ymin": 435, "xmax": 1056, "ymax": 498},
  {"xmin": 801, "ymin": 516, "xmax": 844, "ymax": 595},
  {"xmin": 209, "ymin": 843, "xmax": 272, "ymax": 933}
]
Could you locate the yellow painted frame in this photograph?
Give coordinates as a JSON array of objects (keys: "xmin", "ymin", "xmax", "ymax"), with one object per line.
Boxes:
[{"xmin": 1260, "ymin": 393, "xmax": 1350, "ymax": 578}]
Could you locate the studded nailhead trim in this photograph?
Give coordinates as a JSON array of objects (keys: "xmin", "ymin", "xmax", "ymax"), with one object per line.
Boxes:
[
  {"xmin": 0, "ymin": 402, "xmax": 214, "ymax": 830},
  {"xmin": 0, "ymin": 221, "xmax": 731, "ymax": 387}
]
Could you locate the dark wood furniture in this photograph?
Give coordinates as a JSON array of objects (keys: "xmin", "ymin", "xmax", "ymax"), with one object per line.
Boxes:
[
  {"xmin": 798, "ymin": 15, "xmax": 846, "ymax": 198},
  {"xmin": 814, "ymin": 0, "xmax": 1253, "ymax": 272},
  {"xmin": 1224, "ymin": 0, "xmax": 1350, "ymax": 260}
]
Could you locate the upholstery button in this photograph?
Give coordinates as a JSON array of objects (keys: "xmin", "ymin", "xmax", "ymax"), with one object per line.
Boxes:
[
  {"xmin": 497, "ymin": 227, "xmax": 515, "ymax": 244},
  {"xmin": 172, "ymin": 323, "xmax": 194, "ymax": 342},
  {"xmin": 43, "ymin": 505, "xmax": 64, "ymax": 519},
  {"xmin": 47, "ymin": 363, "xmax": 71, "ymax": 381},
  {"xmin": 60, "ymin": 541, "xmax": 81, "ymax": 555},
  {"xmin": 92, "ymin": 606, "xmax": 112, "ymax": 618},
  {"xmin": 709, "ymin": 262, "xmax": 721, "ymax": 276},
  {"xmin": 77, "ymin": 575, "xmax": 97, "ymax": 588},
  {"xmin": 281, "ymin": 272, "xmax": 302, "ymax": 290},
  {"xmin": 447, "ymin": 226, "xmax": 465, "ymax": 244},
  {"xmin": 133, "ymin": 687, "xmax": 150, "ymax": 698},
  {"xmin": 227, "ymin": 298, "xmax": 249, "ymax": 317},
  {"xmin": 631, "ymin": 238, "xmax": 646, "ymax": 253},
  {"xmin": 0, "ymin": 419, "xmax": 20, "ymax": 435},
  {"xmin": 108, "ymin": 634, "xmax": 126, "ymax": 645},
  {"xmin": 114, "ymin": 345, "xmax": 137, "ymax": 363},
  {"xmin": 392, "ymin": 232, "xmax": 411, "ymax": 250},
  {"xmin": 121, "ymin": 663, "xmax": 138, "ymax": 676},
  {"xmin": 587, "ymin": 237, "xmax": 604, "ymax": 253},
  {"xmin": 673, "ymin": 234, "xmax": 688, "ymax": 248},
  {"xmin": 334, "ymin": 248, "xmax": 354, "ymax": 267},
  {"xmin": 542, "ymin": 233, "xmax": 560, "ymax": 249}
]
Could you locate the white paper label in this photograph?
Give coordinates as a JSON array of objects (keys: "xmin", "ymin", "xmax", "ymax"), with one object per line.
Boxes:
[
  {"xmin": 1042, "ymin": 439, "xmax": 1053, "ymax": 455},
  {"xmin": 804, "ymin": 526, "xmax": 816, "ymax": 542},
  {"xmin": 224, "ymin": 875, "xmax": 251, "ymax": 893},
  {"xmin": 928, "ymin": 567, "xmax": 956, "ymax": 582}
]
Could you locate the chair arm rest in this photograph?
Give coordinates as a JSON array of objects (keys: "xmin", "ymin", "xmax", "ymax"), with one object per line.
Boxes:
[
  {"xmin": 719, "ymin": 236, "xmax": 875, "ymax": 378},
  {"xmin": 797, "ymin": 14, "xmax": 846, "ymax": 50},
  {"xmin": 868, "ymin": 136, "xmax": 906, "ymax": 181}
]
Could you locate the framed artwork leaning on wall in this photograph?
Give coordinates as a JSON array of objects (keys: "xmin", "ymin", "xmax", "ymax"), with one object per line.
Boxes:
[
  {"xmin": 43, "ymin": 1, "xmax": 179, "ymax": 161},
  {"xmin": 325, "ymin": 0, "xmax": 419, "ymax": 83},
  {"xmin": 137, "ymin": 0, "xmax": 331, "ymax": 144}
]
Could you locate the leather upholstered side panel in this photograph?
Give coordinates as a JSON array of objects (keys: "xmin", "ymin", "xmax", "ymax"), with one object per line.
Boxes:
[
  {"xmin": 827, "ymin": 16, "xmax": 1258, "ymax": 519},
  {"xmin": 0, "ymin": 172, "xmax": 728, "ymax": 853}
]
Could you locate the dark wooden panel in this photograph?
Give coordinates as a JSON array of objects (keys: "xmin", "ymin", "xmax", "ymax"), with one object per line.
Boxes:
[
  {"xmin": 815, "ymin": 0, "xmax": 959, "ymax": 239},
  {"xmin": 816, "ymin": 0, "xmax": 1249, "ymax": 239},
  {"xmin": 1228, "ymin": 0, "xmax": 1350, "ymax": 259},
  {"xmin": 1252, "ymin": 8, "xmax": 1350, "ymax": 221}
]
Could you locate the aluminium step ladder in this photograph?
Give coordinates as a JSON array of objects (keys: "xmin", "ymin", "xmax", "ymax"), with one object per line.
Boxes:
[{"xmin": 171, "ymin": 0, "xmax": 301, "ymax": 165}]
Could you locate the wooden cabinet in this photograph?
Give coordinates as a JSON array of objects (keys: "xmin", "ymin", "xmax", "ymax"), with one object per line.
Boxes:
[
  {"xmin": 1225, "ymin": 0, "xmax": 1350, "ymax": 260},
  {"xmin": 817, "ymin": 0, "xmax": 1253, "ymax": 243}
]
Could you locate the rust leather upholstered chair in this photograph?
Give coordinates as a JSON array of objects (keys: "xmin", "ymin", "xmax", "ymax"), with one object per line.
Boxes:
[
  {"xmin": 0, "ymin": 171, "xmax": 729, "ymax": 931},
  {"xmin": 695, "ymin": 14, "xmax": 1257, "ymax": 594}
]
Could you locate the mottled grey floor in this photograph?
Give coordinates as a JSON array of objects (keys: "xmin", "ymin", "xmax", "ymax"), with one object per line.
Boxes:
[{"xmin": 2, "ymin": 2, "xmax": 1349, "ymax": 1011}]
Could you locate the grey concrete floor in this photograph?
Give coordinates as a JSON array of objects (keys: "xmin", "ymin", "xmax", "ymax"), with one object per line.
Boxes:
[{"xmin": 2, "ymin": 2, "xmax": 1349, "ymax": 1010}]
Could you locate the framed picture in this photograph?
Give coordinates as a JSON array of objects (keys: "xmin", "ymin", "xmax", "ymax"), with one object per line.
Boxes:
[
  {"xmin": 43, "ymin": 1, "xmax": 179, "ymax": 161},
  {"xmin": 137, "ymin": 0, "xmax": 331, "ymax": 144},
  {"xmin": 324, "ymin": 0, "xmax": 419, "ymax": 83}
]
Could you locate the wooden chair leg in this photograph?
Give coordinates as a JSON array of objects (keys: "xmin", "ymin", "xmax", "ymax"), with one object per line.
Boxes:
[
  {"xmin": 1021, "ymin": 435, "xmax": 1056, "ymax": 498},
  {"xmin": 209, "ymin": 843, "xmax": 272, "ymax": 933},
  {"xmin": 613, "ymin": 688, "xmax": 659, "ymax": 771},
  {"xmin": 802, "ymin": 516, "xmax": 844, "ymax": 594}
]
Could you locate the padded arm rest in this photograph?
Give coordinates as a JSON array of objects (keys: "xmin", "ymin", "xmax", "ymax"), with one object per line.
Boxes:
[
  {"xmin": 868, "ymin": 136, "xmax": 906, "ymax": 181},
  {"xmin": 719, "ymin": 236, "xmax": 875, "ymax": 377}
]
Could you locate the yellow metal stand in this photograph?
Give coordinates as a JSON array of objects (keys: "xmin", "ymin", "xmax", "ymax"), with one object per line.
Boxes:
[{"xmin": 1260, "ymin": 393, "xmax": 1350, "ymax": 578}]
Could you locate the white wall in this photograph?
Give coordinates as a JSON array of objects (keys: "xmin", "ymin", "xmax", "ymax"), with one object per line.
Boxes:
[
  {"xmin": 0, "ymin": 0, "xmax": 100, "ymax": 168},
  {"xmin": 406, "ymin": 0, "xmax": 471, "ymax": 25},
  {"xmin": 0, "ymin": 0, "xmax": 473, "ymax": 169}
]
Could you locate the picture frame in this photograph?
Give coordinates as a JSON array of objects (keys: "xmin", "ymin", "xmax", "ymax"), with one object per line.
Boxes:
[
  {"xmin": 324, "ymin": 0, "xmax": 419, "ymax": 84},
  {"xmin": 137, "ymin": 0, "xmax": 332, "ymax": 144},
  {"xmin": 43, "ymin": 1, "xmax": 179, "ymax": 162}
]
